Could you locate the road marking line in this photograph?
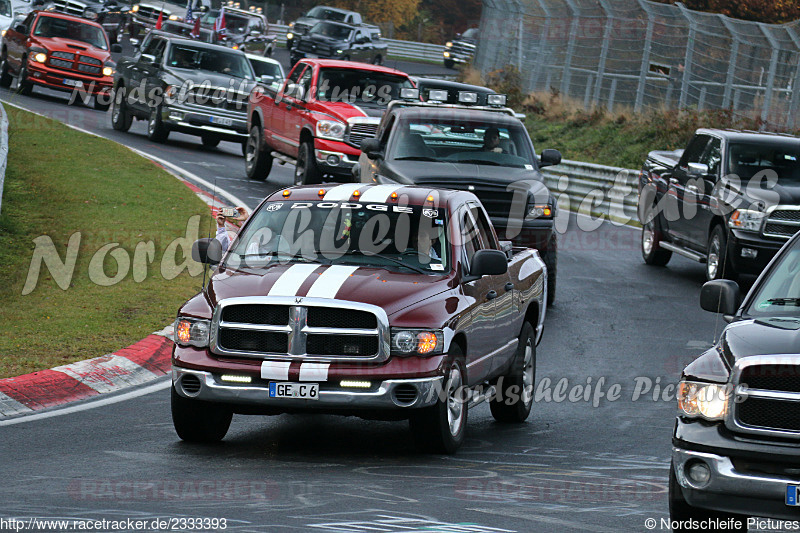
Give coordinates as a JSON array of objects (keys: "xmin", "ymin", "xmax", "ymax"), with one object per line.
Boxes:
[
  {"xmin": 0, "ymin": 379, "xmax": 171, "ymax": 427},
  {"xmin": 467, "ymin": 507, "xmax": 620, "ymax": 533}
]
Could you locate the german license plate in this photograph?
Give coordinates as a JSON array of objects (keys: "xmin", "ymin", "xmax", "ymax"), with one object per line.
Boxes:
[
  {"xmin": 269, "ymin": 382, "xmax": 319, "ymax": 400},
  {"xmin": 787, "ymin": 485, "xmax": 799, "ymax": 506},
  {"xmin": 210, "ymin": 116, "xmax": 233, "ymax": 126},
  {"xmin": 63, "ymin": 79, "xmax": 83, "ymax": 88}
]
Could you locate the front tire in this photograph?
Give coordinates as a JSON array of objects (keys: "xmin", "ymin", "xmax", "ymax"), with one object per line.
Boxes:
[
  {"xmin": 0, "ymin": 52, "xmax": 12, "ymax": 88},
  {"xmin": 111, "ymin": 85, "xmax": 133, "ymax": 132},
  {"xmin": 706, "ymin": 225, "xmax": 737, "ymax": 281},
  {"xmin": 490, "ymin": 321, "xmax": 535, "ymax": 423},
  {"xmin": 444, "ymin": 58, "xmax": 455, "ymax": 69},
  {"xmin": 669, "ymin": 461, "xmax": 747, "ymax": 532},
  {"xmin": 641, "ymin": 217, "xmax": 672, "ymax": 266},
  {"xmin": 171, "ymin": 386, "xmax": 232, "ymax": 443},
  {"xmin": 372, "ymin": 54, "xmax": 383, "ymax": 65},
  {"xmin": 245, "ymin": 125, "xmax": 272, "ymax": 181},
  {"xmin": 17, "ymin": 59, "xmax": 32, "ymax": 95},
  {"xmin": 410, "ymin": 352, "xmax": 468, "ymax": 454},
  {"xmin": 295, "ymin": 141, "xmax": 321, "ymax": 185},
  {"xmin": 147, "ymin": 104, "xmax": 169, "ymax": 142}
]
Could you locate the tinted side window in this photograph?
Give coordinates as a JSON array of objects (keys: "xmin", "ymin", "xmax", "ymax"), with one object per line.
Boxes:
[
  {"xmin": 701, "ymin": 138, "xmax": 722, "ymax": 176},
  {"xmin": 461, "ymin": 209, "xmax": 482, "ymax": 269},
  {"xmin": 680, "ymin": 135, "xmax": 711, "ymax": 167},
  {"xmin": 470, "ymin": 204, "xmax": 497, "ymax": 250}
]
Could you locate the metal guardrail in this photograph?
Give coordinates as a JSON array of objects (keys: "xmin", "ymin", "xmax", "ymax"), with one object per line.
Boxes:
[
  {"xmin": 0, "ymin": 103, "xmax": 8, "ymax": 215},
  {"xmin": 271, "ymin": 24, "xmax": 446, "ymax": 63},
  {"xmin": 542, "ymin": 159, "xmax": 640, "ymax": 226}
]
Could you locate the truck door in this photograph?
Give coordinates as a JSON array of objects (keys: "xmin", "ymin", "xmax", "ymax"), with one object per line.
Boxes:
[
  {"xmin": 468, "ymin": 202, "xmax": 518, "ymax": 374},
  {"xmin": 7, "ymin": 12, "xmax": 35, "ymax": 72},
  {"xmin": 666, "ymin": 133, "xmax": 711, "ymax": 244},
  {"xmin": 458, "ymin": 205, "xmax": 500, "ymax": 386},
  {"xmin": 270, "ymin": 63, "xmax": 307, "ymax": 156},
  {"xmin": 140, "ymin": 37, "xmax": 167, "ymax": 113},
  {"xmin": 680, "ymin": 136, "xmax": 723, "ymax": 250}
]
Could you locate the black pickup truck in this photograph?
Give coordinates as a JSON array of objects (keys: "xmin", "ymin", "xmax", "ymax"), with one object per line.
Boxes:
[
  {"xmin": 354, "ymin": 94, "xmax": 561, "ymax": 304},
  {"xmin": 639, "ymin": 129, "xmax": 800, "ymax": 281},
  {"xmin": 112, "ymin": 35, "xmax": 255, "ymax": 150},
  {"xmin": 670, "ymin": 231, "xmax": 800, "ymax": 530},
  {"xmin": 290, "ymin": 20, "xmax": 386, "ymax": 66}
]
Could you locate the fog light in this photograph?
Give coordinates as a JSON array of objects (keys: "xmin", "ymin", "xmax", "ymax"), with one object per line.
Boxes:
[
  {"xmin": 326, "ymin": 154, "xmax": 340, "ymax": 165},
  {"xmin": 220, "ymin": 374, "xmax": 252, "ymax": 384},
  {"xmin": 340, "ymin": 380, "xmax": 371, "ymax": 388},
  {"xmin": 686, "ymin": 461, "xmax": 711, "ymax": 486},
  {"xmin": 741, "ymin": 248, "xmax": 757, "ymax": 259}
]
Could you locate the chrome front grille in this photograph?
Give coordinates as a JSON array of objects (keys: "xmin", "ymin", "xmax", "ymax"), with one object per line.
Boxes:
[
  {"xmin": 297, "ymin": 40, "xmax": 331, "ymax": 56},
  {"xmin": 135, "ymin": 5, "xmax": 171, "ymax": 23},
  {"xmin": 52, "ymin": 0, "xmax": 86, "ymax": 16},
  {"xmin": 345, "ymin": 118, "xmax": 379, "ymax": 148},
  {"xmin": 211, "ymin": 296, "xmax": 390, "ymax": 363},
  {"xmin": 763, "ymin": 206, "xmax": 800, "ymax": 240},
  {"xmin": 50, "ymin": 58, "xmax": 73, "ymax": 69},
  {"xmin": 451, "ymin": 41, "xmax": 476, "ymax": 59},
  {"xmin": 182, "ymin": 87, "xmax": 249, "ymax": 113},
  {"xmin": 729, "ymin": 357, "xmax": 800, "ymax": 439},
  {"xmin": 51, "ymin": 51, "xmax": 75, "ymax": 60}
]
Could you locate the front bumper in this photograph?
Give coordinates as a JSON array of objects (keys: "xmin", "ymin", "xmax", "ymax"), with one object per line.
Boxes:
[
  {"xmin": 172, "ymin": 366, "xmax": 444, "ymax": 411},
  {"xmin": 314, "ymin": 137, "xmax": 361, "ymax": 176},
  {"xmin": 162, "ymin": 104, "xmax": 248, "ymax": 142},
  {"xmin": 673, "ymin": 418, "xmax": 800, "ymax": 520},
  {"xmin": 727, "ymin": 229, "xmax": 785, "ymax": 275},
  {"xmin": 491, "ymin": 216, "xmax": 555, "ymax": 249},
  {"xmin": 27, "ymin": 63, "xmax": 112, "ymax": 96},
  {"xmin": 443, "ymin": 53, "xmax": 471, "ymax": 64}
]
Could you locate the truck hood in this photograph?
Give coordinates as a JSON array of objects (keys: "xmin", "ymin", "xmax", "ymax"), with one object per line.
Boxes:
[
  {"xmin": 292, "ymin": 17, "xmax": 320, "ymax": 30},
  {"xmin": 34, "ymin": 36, "xmax": 110, "ymax": 58},
  {"xmin": 164, "ymin": 68, "xmax": 255, "ymax": 93},
  {"xmin": 310, "ymin": 100, "xmax": 385, "ymax": 121},
  {"xmin": 206, "ymin": 263, "xmax": 454, "ymax": 318},
  {"xmin": 683, "ymin": 318, "xmax": 800, "ymax": 382},
  {"xmin": 742, "ymin": 182, "xmax": 800, "ymax": 208},
  {"xmin": 302, "ymin": 33, "xmax": 348, "ymax": 47},
  {"xmin": 383, "ymin": 160, "xmax": 549, "ymax": 188}
]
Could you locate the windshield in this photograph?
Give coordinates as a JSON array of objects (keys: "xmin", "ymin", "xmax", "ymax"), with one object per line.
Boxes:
[
  {"xmin": 166, "ymin": 45, "xmax": 253, "ymax": 79},
  {"xmin": 462, "ymin": 28, "xmax": 478, "ymax": 39},
  {"xmin": 307, "ymin": 6, "xmax": 347, "ymax": 21},
  {"xmin": 249, "ymin": 59, "xmax": 282, "ymax": 79},
  {"xmin": 0, "ymin": 0, "xmax": 11, "ymax": 18},
  {"xmin": 162, "ymin": 21, "xmax": 213, "ymax": 42},
  {"xmin": 728, "ymin": 141, "xmax": 800, "ymax": 184},
  {"xmin": 746, "ymin": 238, "xmax": 800, "ymax": 318},
  {"xmin": 224, "ymin": 13, "xmax": 249, "ymax": 35},
  {"xmin": 310, "ymin": 21, "xmax": 352, "ymax": 40},
  {"xmin": 224, "ymin": 201, "xmax": 450, "ymax": 274},
  {"xmin": 389, "ymin": 116, "xmax": 537, "ymax": 168},
  {"xmin": 316, "ymin": 68, "xmax": 413, "ymax": 107},
  {"xmin": 33, "ymin": 15, "xmax": 107, "ymax": 50}
]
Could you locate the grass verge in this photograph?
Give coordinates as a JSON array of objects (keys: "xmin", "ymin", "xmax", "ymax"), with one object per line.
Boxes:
[{"xmin": 0, "ymin": 106, "xmax": 213, "ymax": 378}]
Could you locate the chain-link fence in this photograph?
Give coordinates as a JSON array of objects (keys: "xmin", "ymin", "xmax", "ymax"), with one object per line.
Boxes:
[{"xmin": 475, "ymin": 0, "xmax": 800, "ymax": 130}]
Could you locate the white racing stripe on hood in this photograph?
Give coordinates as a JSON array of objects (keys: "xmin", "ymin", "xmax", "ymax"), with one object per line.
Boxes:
[
  {"xmin": 267, "ymin": 263, "xmax": 319, "ymax": 296},
  {"xmin": 323, "ymin": 184, "xmax": 363, "ymax": 201},
  {"xmin": 305, "ymin": 265, "xmax": 358, "ymax": 299},
  {"xmin": 358, "ymin": 184, "xmax": 403, "ymax": 203}
]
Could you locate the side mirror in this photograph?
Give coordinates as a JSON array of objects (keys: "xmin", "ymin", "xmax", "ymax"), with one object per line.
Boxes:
[
  {"xmin": 538, "ymin": 149, "xmax": 561, "ymax": 168},
  {"xmin": 360, "ymin": 138, "xmax": 382, "ymax": 159},
  {"xmin": 284, "ymin": 82, "xmax": 303, "ymax": 100},
  {"xmin": 250, "ymin": 30, "xmax": 259, "ymax": 37},
  {"xmin": 13, "ymin": 24, "xmax": 25, "ymax": 33},
  {"xmin": 191, "ymin": 238, "xmax": 222, "ymax": 265},
  {"xmin": 688, "ymin": 162, "xmax": 709, "ymax": 177},
  {"xmin": 110, "ymin": 43, "xmax": 123, "ymax": 53},
  {"xmin": 139, "ymin": 53, "xmax": 156, "ymax": 65},
  {"xmin": 466, "ymin": 249, "xmax": 508, "ymax": 280},
  {"xmin": 700, "ymin": 280, "xmax": 741, "ymax": 317},
  {"xmin": 129, "ymin": 37, "xmax": 140, "ymax": 47},
  {"xmin": 259, "ymin": 74, "xmax": 274, "ymax": 85}
]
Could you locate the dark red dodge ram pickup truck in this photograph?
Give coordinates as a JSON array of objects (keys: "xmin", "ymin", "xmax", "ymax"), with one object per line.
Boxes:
[{"xmin": 173, "ymin": 184, "xmax": 547, "ymax": 453}]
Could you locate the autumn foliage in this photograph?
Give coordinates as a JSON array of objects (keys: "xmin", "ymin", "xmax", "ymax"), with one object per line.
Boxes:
[{"xmin": 654, "ymin": 0, "xmax": 800, "ymax": 24}]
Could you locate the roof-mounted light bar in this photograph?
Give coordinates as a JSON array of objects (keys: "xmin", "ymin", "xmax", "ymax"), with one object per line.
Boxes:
[
  {"xmin": 458, "ymin": 91, "xmax": 478, "ymax": 104},
  {"xmin": 400, "ymin": 88, "xmax": 420, "ymax": 100},
  {"xmin": 427, "ymin": 89, "xmax": 449, "ymax": 103},
  {"xmin": 487, "ymin": 94, "xmax": 507, "ymax": 106}
]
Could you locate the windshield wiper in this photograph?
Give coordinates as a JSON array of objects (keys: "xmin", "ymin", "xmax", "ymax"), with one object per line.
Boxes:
[
  {"xmin": 319, "ymin": 250, "xmax": 429, "ymax": 274},
  {"xmin": 765, "ymin": 298, "xmax": 800, "ymax": 306},
  {"xmin": 235, "ymin": 252, "xmax": 326, "ymax": 264},
  {"xmin": 455, "ymin": 159, "xmax": 504, "ymax": 166},
  {"xmin": 395, "ymin": 156, "xmax": 440, "ymax": 162}
]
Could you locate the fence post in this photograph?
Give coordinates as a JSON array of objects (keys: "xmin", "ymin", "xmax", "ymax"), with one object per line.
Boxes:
[
  {"xmin": 561, "ymin": 0, "xmax": 580, "ymax": 98},
  {"xmin": 635, "ymin": 0, "xmax": 655, "ymax": 112},
  {"xmin": 593, "ymin": 0, "xmax": 614, "ymax": 107},
  {"xmin": 677, "ymin": 4, "xmax": 696, "ymax": 109},
  {"xmin": 719, "ymin": 17, "xmax": 739, "ymax": 109},
  {"xmin": 786, "ymin": 26, "xmax": 800, "ymax": 130},
  {"xmin": 759, "ymin": 25, "xmax": 780, "ymax": 124},
  {"xmin": 584, "ymin": 75, "xmax": 594, "ymax": 109},
  {"xmin": 608, "ymin": 78, "xmax": 618, "ymax": 112},
  {"xmin": 530, "ymin": 0, "xmax": 552, "ymax": 93}
]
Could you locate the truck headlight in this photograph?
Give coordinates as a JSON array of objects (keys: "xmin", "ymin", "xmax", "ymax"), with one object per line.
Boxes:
[
  {"xmin": 528, "ymin": 204, "xmax": 554, "ymax": 218},
  {"xmin": 316, "ymin": 119, "xmax": 346, "ymax": 141},
  {"xmin": 286, "ymin": 32, "xmax": 293, "ymax": 40},
  {"xmin": 102, "ymin": 66, "xmax": 114, "ymax": 77},
  {"xmin": 728, "ymin": 209, "xmax": 765, "ymax": 233},
  {"xmin": 169, "ymin": 14, "xmax": 180, "ymax": 20},
  {"xmin": 83, "ymin": 8, "xmax": 99, "ymax": 20},
  {"xmin": 131, "ymin": 4, "xmax": 139, "ymax": 11},
  {"xmin": 174, "ymin": 317, "xmax": 211, "ymax": 347},
  {"xmin": 391, "ymin": 329, "xmax": 443, "ymax": 356},
  {"xmin": 33, "ymin": 52, "xmax": 47, "ymax": 63},
  {"xmin": 443, "ymin": 51, "xmax": 450, "ymax": 58},
  {"xmin": 446, "ymin": 41, "xmax": 453, "ymax": 48},
  {"xmin": 677, "ymin": 380, "xmax": 730, "ymax": 421}
]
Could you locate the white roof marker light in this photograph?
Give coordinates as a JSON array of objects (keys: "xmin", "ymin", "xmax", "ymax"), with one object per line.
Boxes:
[
  {"xmin": 427, "ymin": 89, "xmax": 449, "ymax": 102},
  {"xmin": 400, "ymin": 88, "xmax": 420, "ymax": 100},
  {"xmin": 458, "ymin": 91, "xmax": 478, "ymax": 104},
  {"xmin": 487, "ymin": 94, "xmax": 507, "ymax": 106}
]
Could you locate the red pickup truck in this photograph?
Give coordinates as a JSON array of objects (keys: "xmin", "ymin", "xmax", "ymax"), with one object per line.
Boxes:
[
  {"xmin": 244, "ymin": 58, "xmax": 414, "ymax": 185},
  {"xmin": 173, "ymin": 184, "xmax": 547, "ymax": 453}
]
